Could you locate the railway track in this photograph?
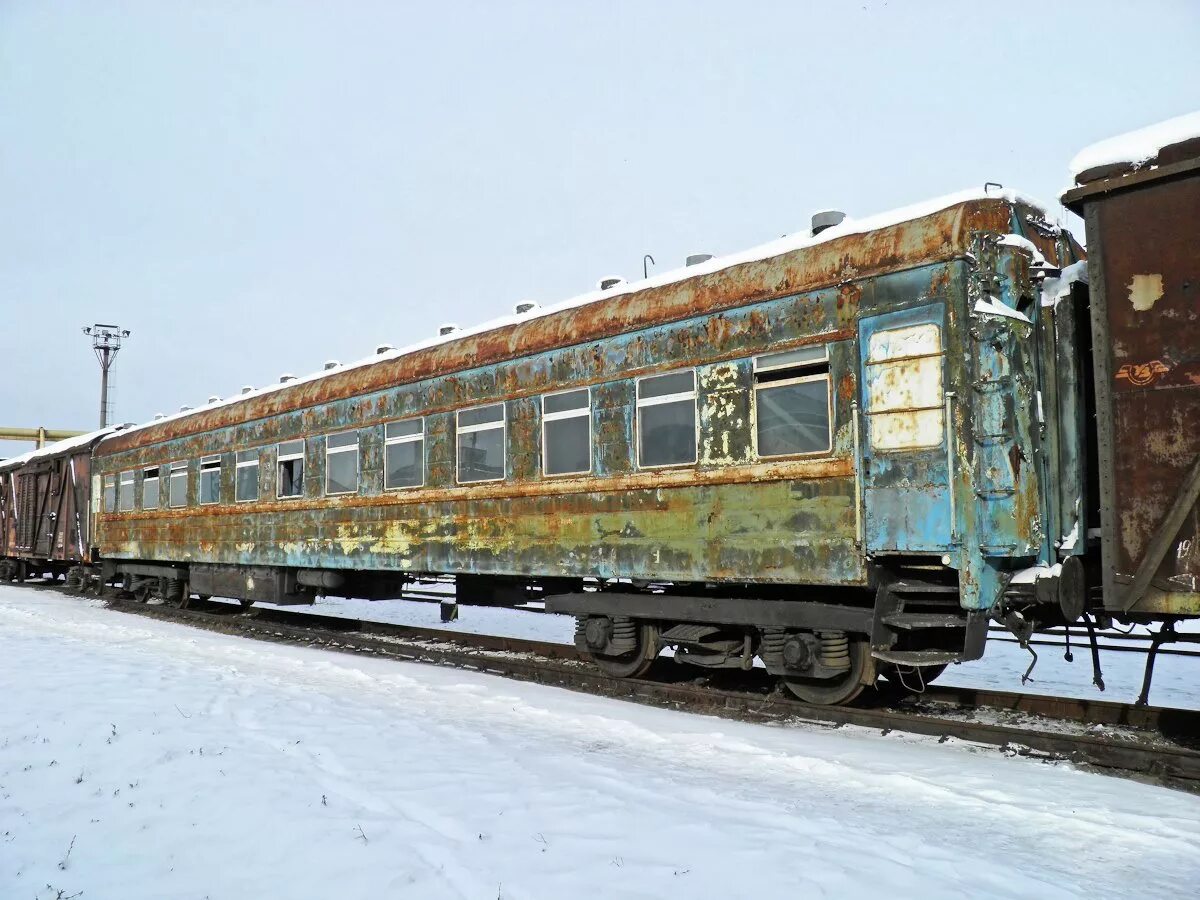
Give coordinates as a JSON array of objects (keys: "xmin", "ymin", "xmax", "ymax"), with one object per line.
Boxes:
[{"xmin": 45, "ymin": 590, "xmax": 1185, "ymax": 793}]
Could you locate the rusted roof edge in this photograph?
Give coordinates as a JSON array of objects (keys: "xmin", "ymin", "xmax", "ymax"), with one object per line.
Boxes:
[{"xmin": 99, "ymin": 196, "xmax": 1025, "ymax": 456}]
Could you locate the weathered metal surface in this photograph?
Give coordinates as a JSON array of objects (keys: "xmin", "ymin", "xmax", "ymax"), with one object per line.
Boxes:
[
  {"xmin": 98, "ymin": 199, "xmax": 1025, "ymax": 456},
  {"xmin": 0, "ymin": 446, "xmax": 97, "ymax": 568},
  {"xmin": 1065, "ymin": 155, "xmax": 1200, "ymax": 615},
  {"xmin": 91, "ymin": 197, "xmax": 1083, "ymax": 614}
]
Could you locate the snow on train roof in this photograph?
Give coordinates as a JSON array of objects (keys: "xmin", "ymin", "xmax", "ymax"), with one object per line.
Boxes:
[
  {"xmin": 114, "ymin": 186, "xmax": 1054, "ymax": 443},
  {"xmin": 1069, "ymin": 110, "xmax": 1200, "ymax": 181},
  {"xmin": 0, "ymin": 427, "xmax": 115, "ymax": 471}
]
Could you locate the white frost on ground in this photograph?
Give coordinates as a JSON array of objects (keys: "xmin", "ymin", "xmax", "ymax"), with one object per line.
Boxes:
[
  {"xmin": 4, "ymin": 587, "xmax": 1200, "ymax": 899},
  {"xmin": 267, "ymin": 595, "xmax": 1200, "ymax": 712}
]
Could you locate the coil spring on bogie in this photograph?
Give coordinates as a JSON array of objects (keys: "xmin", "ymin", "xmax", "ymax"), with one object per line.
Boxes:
[
  {"xmin": 608, "ymin": 616, "xmax": 638, "ymax": 654},
  {"xmin": 759, "ymin": 627, "xmax": 787, "ymax": 665},
  {"xmin": 817, "ymin": 631, "xmax": 850, "ymax": 670}
]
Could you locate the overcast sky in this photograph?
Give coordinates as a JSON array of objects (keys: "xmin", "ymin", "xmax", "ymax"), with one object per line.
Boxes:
[{"xmin": 2, "ymin": 0, "xmax": 1198, "ymax": 456}]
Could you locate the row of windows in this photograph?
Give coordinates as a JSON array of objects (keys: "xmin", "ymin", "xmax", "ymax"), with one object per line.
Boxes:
[{"xmin": 102, "ymin": 349, "xmax": 832, "ymax": 513}]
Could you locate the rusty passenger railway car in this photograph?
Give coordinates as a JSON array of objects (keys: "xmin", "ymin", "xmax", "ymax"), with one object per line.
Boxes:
[{"xmin": 84, "ymin": 190, "xmax": 1089, "ymax": 704}]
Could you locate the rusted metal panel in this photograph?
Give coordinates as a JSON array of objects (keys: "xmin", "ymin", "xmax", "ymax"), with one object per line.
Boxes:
[
  {"xmin": 0, "ymin": 446, "xmax": 97, "ymax": 567},
  {"xmin": 98, "ymin": 200, "xmax": 1021, "ymax": 456},
  {"xmin": 1066, "ymin": 158, "xmax": 1200, "ymax": 615}
]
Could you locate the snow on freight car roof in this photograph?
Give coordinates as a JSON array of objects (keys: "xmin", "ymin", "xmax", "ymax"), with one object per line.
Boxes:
[
  {"xmin": 0, "ymin": 426, "xmax": 115, "ymax": 471},
  {"xmin": 110, "ymin": 186, "xmax": 1057, "ymax": 443},
  {"xmin": 1069, "ymin": 110, "xmax": 1200, "ymax": 182}
]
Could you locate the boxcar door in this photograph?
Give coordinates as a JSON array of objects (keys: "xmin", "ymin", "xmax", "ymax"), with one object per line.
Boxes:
[
  {"xmin": 858, "ymin": 303, "xmax": 953, "ymax": 553},
  {"xmin": 33, "ymin": 470, "xmax": 54, "ymax": 558}
]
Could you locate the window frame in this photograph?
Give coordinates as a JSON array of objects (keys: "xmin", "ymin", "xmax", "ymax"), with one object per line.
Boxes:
[
  {"xmin": 276, "ymin": 440, "xmax": 306, "ymax": 500},
  {"xmin": 455, "ymin": 402, "xmax": 507, "ymax": 485},
  {"xmin": 102, "ymin": 474, "xmax": 117, "ymax": 513},
  {"xmin": 142, "ymin": 466, "xmax": 160, "ymax": 511},
  {"xmin": 751, "ymin": 345, "xmax": 834, "ymax": 460},
  {"xmin": 117, "ymin": 471, "xmax": 135, "ymax": 512},
  {"xmin": 324, "ymin": 430, "xmax": 360, "ymax": 496},
  {"xmin": 384, "ymin": 418, "xmax": 425, "ymax": 491},
  {"xmin": 541, "ymin": 387, "xmax": 592, "ymax": 478},
  {"xmin": 864, "ymin": 323, "xmax": 945, "ymax": 453},
  {"xmin": 198, "ymin": 455, "xmax": 222, "ymax": 506},
  {"xmin": 234, "ymin": 449, "xmax": 260, "ymax": 503},
  {"xmin": 634, "ymin": 368, "xmax": 698, "ymax": 470},
  {"xmin": 167, "ymin": 461, "xmax": 188, "ymax": 509}
]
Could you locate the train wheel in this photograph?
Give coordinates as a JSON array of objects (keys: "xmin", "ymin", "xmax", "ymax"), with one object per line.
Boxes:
[
  {"xmin": 781, "ymin": 636, "xmax": 875, "ymax": 705},
  {"xmin": 589, "ymin": 622, "xmax": 659, "ymax": 679}
]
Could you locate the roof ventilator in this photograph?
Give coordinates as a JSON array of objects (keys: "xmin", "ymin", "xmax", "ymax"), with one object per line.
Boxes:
[
  {"xmin": 685, "ymin": 253, "xmax": 714, "ymax": 266},
  {"xmin": 514, "ymin": 301, "xmax": 538, "ymax": 314},
  {"xmin": 375, "ymin": 345, "xmax": 394, "ymax": 355},
  {"xmin": 279, "ymin": 374, "xmax": 296, "ymax": 384},
  {"xmin": 324, "ymin": 360, "xmax": 340, "ymax": 370},
  {"xmin": 241, "ymin": 385, "xmax": 254, "ymax": 395},
  {"xmin": 597, "ymin": 276, "xmax": 625, "ymax": 290},
  {"xmin": 811, "ymin": 209, "xmax": 846, "ymax": 236},
  {"xmin": 439, "ymin": 324, "xmax": 459, "ymax": 336}
]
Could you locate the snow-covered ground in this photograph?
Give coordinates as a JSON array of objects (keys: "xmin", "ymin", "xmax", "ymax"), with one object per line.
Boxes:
[
  {"xmin": 3, "ymin": 587, "xmax": 1200, "ymax": 899},
  {"xmin": 255, "ymin": 594, "xmax": 1200, "ymax": 711}
]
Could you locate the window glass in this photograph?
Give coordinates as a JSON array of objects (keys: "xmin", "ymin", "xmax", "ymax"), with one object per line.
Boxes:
[
  {"xmin": 385, "ymin": 419, "xmax": 424, "ymax": 490},
  {"xmin": 142, "ymin": 467, "xmax": 160, "ymax": 510},
  {"xmin": 458, "ymin": 405, "xmax": 504, "ymax": 429},
  {"xmin": 756, "ymin": 380, "xmax": 831, "ymax": 456},
  {"xmin": 325, "ymin": 431, "xmax": 358, "ymax": 495},
  {"xmin": 637, "ymin": 370, "xmax": 695, "ymax": 400},
  {"xmin": 103, "ymin": 475, "xmax": 116, "ymax": 513},
  {"xmin": 168, "ymin": 462, "xmax": 187, "ymax": 508},
  {"xmin": 118, "ymin": 472, "xmax": 135, "ymax": 512},
  {"xmin": 754, "ymin": 345, "xmax": 832, "ymax": 457},
  {"xmin": 235, "ymin": 450, "xmax": 259, "ymax": 502},
  {"xmin": 543, "ymin": 389, "xmax": 590, "ymax": 476},
  {"xmin": 636, "ymin": 371, "xmax": 697, "ymax": 468},
  {"xmin": 457, "ymin": 404, "xmax": 505, "ymax": 483},
  {"xmin": 199, "ymin": 456, "xmax": 221, "ymax": 505},
  {"xmin": 277, "ymin": 441, "xmax": 305, "ymax": 498}
]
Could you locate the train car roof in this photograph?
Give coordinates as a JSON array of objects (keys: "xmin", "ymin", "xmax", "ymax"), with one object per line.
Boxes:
[
  {"xmin": 98, "ymin": 186, "xmax": 1058, "ymax": 456},
  {"xmin": 1068, "ymin": 110, "xmax": 1200, "ymax": 187}
]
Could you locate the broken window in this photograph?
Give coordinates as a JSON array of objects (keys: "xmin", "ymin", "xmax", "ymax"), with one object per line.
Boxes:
[
  {"xmin": 199, "ymin": 455, "xmax": 221, "ymax": 505},
  {"xmin": 754, "ymin": 346, "xmax": 832, "ymax": 457},
  {"xmin": 277, "ymin": 440, "xmax": 305, "ymax": 498},
  {"xmin": 142, "ymin": 466, "xmax": 160, "ymax": 510},
  {"xmin": 636, "ymin": 370, "xmax": 697, "ymax": 468}
]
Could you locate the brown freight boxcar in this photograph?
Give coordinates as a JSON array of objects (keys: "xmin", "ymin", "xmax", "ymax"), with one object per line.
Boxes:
[
  {"xmin": 0, "ymin": 429, "xmax": 112, "ymax": 583},
  {"xmin": 1063, "ymin": 117, "xmax": 1200, "ymax": 619}
]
